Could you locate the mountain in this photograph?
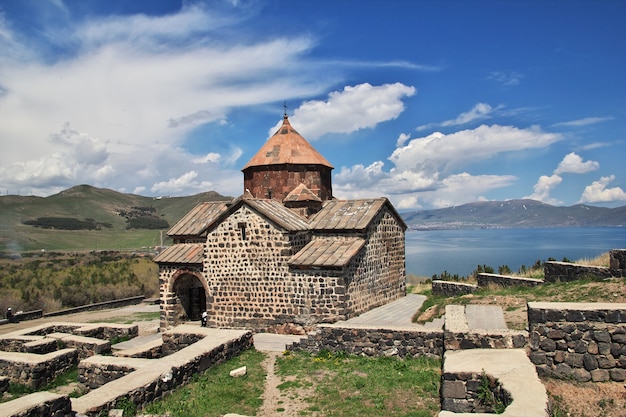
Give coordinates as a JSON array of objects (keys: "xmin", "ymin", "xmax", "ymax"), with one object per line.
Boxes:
[
  {"xmin": 0, "ymin": 185, "xmax": 231, "ymax": 252},
  {"xmin": 402, "ymin": 199, "xmax": 626, "ymax": 230},
  {"xmin": 2, "ymin": 186, "xmax": 624, "ymax": 252}
]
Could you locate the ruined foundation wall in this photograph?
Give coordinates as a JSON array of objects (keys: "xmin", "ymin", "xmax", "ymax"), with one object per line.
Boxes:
[{"xmin": 527, "ymin": 302, "xmax": 626, "ymax": 382}]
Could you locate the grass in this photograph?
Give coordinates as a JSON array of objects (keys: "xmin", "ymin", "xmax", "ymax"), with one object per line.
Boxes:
[
  {"xmin": 276, "ymin": 350, "xmax": 441, "ymax": 417},
  {"xmin": 142, "ymin": 348, "xmax": 266, "ymax": 417}
]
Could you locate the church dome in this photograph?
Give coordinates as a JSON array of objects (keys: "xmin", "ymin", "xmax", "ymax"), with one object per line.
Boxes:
[{"xmin": 242, "ymin": 115, "xmax": 333, "ymax": 170}]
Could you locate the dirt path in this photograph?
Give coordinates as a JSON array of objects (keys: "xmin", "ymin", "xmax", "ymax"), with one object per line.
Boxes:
[{"xmin": 257, "ymin": 351, "xmax": 317, "ymax": 417}]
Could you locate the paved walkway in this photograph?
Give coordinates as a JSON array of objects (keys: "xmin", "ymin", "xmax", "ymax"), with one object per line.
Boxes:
[{"xmin": 338, "ymin": 294, "xmax": 427, "ymax": 327}]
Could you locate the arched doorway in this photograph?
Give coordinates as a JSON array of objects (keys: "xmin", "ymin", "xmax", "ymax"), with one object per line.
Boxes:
[{"xmin": 172, "ymin": 273, "xmax": 207, "ymax": 322}]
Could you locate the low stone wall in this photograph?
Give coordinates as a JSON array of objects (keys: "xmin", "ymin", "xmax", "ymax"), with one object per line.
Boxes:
[
  {"xmin": 544, "ymin": 261, "xmax": 614, "ymax": 282},
  {"xmin": 46, "ymin": 333, "xmax": 111, "ymax": 360},
  {"xmin": 0, "ymin": 392, "xmax": 72, "ymax": 417},
  {"xmin": 78, "ymin": 357, "xmax": 152, "ymax": 391},
  {"xmin": 0, "ymin": 348, "xmax": 78, "ymax": 389},
  {"xmin": 527, "ymin": 302, "xmax": 626, "ymax": 382},
  {"xmin": 0, "ymin": 310, "xmax": 44, "ymax": 326},
  {"xmin": 288, "ymin": 324, "xmax": 444, "ymax": 359},
  {"xmin": 161, "ymin": 331, "xmax": 205, "ymax": 357},
  {"xmin": 0, "ymin": 376, "xmax": 8, "ymax": 393},
  {"xmin": 71, "ymin": 329, "xmax": 253, "ymax": 416},
  {"xmin": 43, "ymin": 296, "xmax": 145, "ymax": 318},
  {"xmin": 477, "ymin": 273, "xmax": 543, "ymax": 288},
  {"xmin": 432, "ymin": 280, "xmax": 477, "ymax": 297},
  {"xmin": 445, "ymin": 331, "xmax": 528, "ymax": 351}
]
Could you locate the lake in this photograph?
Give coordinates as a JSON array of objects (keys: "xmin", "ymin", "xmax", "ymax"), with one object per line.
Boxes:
[{"xmin": 405, "ymin": 227, "xmax": 626, "ymax": 277}]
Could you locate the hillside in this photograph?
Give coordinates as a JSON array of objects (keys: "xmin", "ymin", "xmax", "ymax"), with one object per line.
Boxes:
[
  {"xmin": 402, "ymin": 199, "xmax": 626, "ymax": 230},
  {"xmin": 0, "ymin": 185, "xmax": 231, "ymax": 252},
  {"xmin": 2, "ymin": 186, "xmax": 625, "ymax": 252}
]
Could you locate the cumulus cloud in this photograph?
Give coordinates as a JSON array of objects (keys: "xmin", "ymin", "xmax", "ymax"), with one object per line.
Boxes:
[
  {"xmin": 554, "ymin": 152, "xmax": 599, "ymax": 175},
  {"xmin": 150, "ymin": 171, "xmax": 213, "ymax": 194},
  {"xmin": 274, "ymin": 83, "xmax": 416, "ymax": 139},
  {"xmin": 524, "ymin": 174, "xmax": 563, "ymax": 205},
  {"xmin": 332, "ymin": 123, "xmax": 559, "ymax": 208},
  {"xmin": 389, "ymin": 124, "xmax": 562, "ymax": 175},
  {"xmin": 579, "ymin": 176, "xmax": 626, "ymax": 203}
]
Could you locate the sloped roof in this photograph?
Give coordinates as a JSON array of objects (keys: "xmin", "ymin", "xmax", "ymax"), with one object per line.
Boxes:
[
  {"xmin": 308, "ymin": 198, "xmax": 406, "ymax": 231},
  {"xmin": 167, "ymin": 202, "xmax": 229, "ymax": 237},
  {"xmin": 288, "ymin": 237, "xmax": 365, "ymax": 268},
  {"xmin": 153, "ymin": 243, "xmax": 204, "ymax": 264},
  {"xmin": 283, "ymin": 183, "xmax": 322, "ymax": 203},
  {"xmin": 242, "ymin": 115, "xmax": 333, "ymax": 170},
  {"xmin": 243, "ymin": 198, "xmax": 310, "ymax": 231}
]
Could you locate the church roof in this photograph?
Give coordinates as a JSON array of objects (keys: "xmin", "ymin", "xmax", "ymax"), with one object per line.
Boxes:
[
  {"xmin": 288, "ymin": 237, "xmax": 365, "ymax": 268},
  {"xmin": 308, "ymin": 198, "xmax": 407, "ymax": 231},
  {"xmin": 242, "ymin": 115, "xmax": 333, "ymax": 170},
  {"xmin": 283, "ymin": 183, "xmax": 322, "ymax": 203},
  {"xmin": 167, "ymin": 202, "xmax": 229, "ymax": 237},
  {"xmin": 238, "ymin": 197, "xmax": 310, "ymax": 231},
  {"xmin": 153, "ymin": 243, "xmax": 204, "ymax": 264}
]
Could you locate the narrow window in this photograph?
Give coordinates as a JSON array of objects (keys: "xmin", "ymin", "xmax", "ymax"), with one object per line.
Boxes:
[{"xmin": 238, "ymin": 222, "xmax": 247, "ymax": 240}]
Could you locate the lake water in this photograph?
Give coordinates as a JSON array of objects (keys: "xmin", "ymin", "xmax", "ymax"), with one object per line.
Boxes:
[{"xmin": 405, "ymin": 227, "xmax": 626, "ymax": 277}]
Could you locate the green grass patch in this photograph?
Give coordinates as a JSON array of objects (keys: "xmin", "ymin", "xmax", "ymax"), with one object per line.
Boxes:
[
  {"xmin": 276, "ymin": 350, "xmax": 440, "ymax": 417},
  {"xmin": 143, "ymin": 348, "xmax": 266, "ymax": 417},
  {"xmin": 90, "ymin": 311, "xmax": 160, "ymax": 325}
]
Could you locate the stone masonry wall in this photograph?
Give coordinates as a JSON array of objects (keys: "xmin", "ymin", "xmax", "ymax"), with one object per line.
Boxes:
[
  {"xmin": 159, "ymin": 265, "xmax": 203, "ymax": 330},
  {"xmin": 0, "ymin": 348, "xmax": 78, "ymax": 389},
  {"xmin": 203, "ymin": 206, "xmax": 312, "ymax": 330},
  {"xmin": 432, "ymin": 280, "xmax": 478, "ymax": 296},
  {"xmin": 477, "ymin": 273, "xmax": 543, "ymax": 288},
  {"xmin": 544, "ymin": 261, "xmax": 614, "ymax": 282},
  {"xmin": 527, "ymin": 302, "xmax": 626, "ymax": 382},
  {"xmin": 610, "ymin": 249, "xmax": 626, "ymax": 275},
  {"xmin": 290, "ymin": 325, "xmax": 443, "ymax": 359},
  {"xmin": 343, "ymin": 209, "xmax": 406, "ymax": 318}
]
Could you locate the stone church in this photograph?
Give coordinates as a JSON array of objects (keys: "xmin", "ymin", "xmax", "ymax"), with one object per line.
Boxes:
[{"xmin": 155, "ymin": 115, "xmax": 407, "ymax": 331}]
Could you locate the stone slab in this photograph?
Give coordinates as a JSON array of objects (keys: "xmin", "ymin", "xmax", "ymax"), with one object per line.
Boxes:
[
  {"xmin": 439, "ymin": 349, "xmax": 548, "ymax": 417},
  {"xmin": 465, "ymin": 304, "xmax": 508, "ymax": 330},
  {"xmin": 334, "ymin": 294, "xmax": 426, "ymax": 327},
  {"xmin": 0, "ymin": 392, "xmax": 69, "ymax": 417}
]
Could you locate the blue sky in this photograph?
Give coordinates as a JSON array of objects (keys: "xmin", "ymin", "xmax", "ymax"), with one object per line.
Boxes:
[{"xmin": 1, "ymin": 0, "xmax": 625, "ymax": 210}]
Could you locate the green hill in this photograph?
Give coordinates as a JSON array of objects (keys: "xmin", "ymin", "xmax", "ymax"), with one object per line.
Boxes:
[{"xmin": 0, "ymin": 185, "xmax": 231, "ymax": 252}]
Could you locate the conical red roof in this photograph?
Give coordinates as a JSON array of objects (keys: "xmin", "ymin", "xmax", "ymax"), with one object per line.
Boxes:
[{"xmin": 242, "ymin": 115, "xmax": 333, "ymax": 170}]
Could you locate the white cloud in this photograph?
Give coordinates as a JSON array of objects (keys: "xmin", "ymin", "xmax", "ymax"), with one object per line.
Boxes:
[
  {"xmin": 396, "ymin": 133, "xmax": 410, "ymax": 147},
  {"xmin": 553, "ymin": 116, "xmax": 614, "ymax": 127},
  {"xmin": 150, "ymin": 171, "xmax": 213, "ymax": 194},
  {"xmin": 390, "ymin": 124, "xmax": 562, "ymax": 175},
  {"xmin": 193, "ymin": 153, "xmax": 221, "ymax": 164},
  {"xmin": 441, "ymin": 103, "xmax": 499, "ymax": 127},
  {"xmin": 554, "ymin": 152, "xmax": 599, "ymax": 175},
  {"xmin": 274, "ymin": 83, "xmax": 416, "ymax": 139},
  {"xmin": 579, "ymin": 175, "xmax": 626, "ymax": 203},
  {"xmin": 487, "ymin": 71, "xmax": 523, "ymax": 86},
  {"xmin": 417, "ymin": 103, "xmax": 504, "ymax": 131},
  {"xmin": 524, "ymin": 174, "xmax": 563, "ymax": 205}
]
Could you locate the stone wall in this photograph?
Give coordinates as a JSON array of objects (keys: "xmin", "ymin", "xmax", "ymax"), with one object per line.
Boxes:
[
  {"xmin": 441, "ymin": 371, "xmax": 511, "ymax": 413},
  {"xmin": 432, "ymin": 280, "xmax": 478, "ymax": 296},
  {"xmin": 0, "ymin": 348, "xmax": 78, "ymax": 389},
  {"xmin": 159, "ymin": 265, "xmax": 204, "ymax": 329},
  {"xmin": 1, "ymin": 392, "xmax": 72, "ymax": 417},
  {"xmin": 527, "ymin": 302, "xmax": 626, "ymax": 382},
  {"xmin": 477, "ymin": 273, "xmax": 543, "ymax": 288},
  {"xmin": 343, "ymin": 209, "xmax": 406, "ymax": 317},
  {"xmin": 79, "ymin": 331, "xmax": 253, "ymax": 416},
  {"xmin": 610, "ymin": 249, "xmax": 626, "ymax": 276},
  {"xmin": 289, "ymin": 325, "xmax": 443, "ymax": 359},
  {"xmin": 544, "ymin": 261, "xmax": 614, "ymax": 282},
  {"xmin": 203, "ymin": 206, "xmax": 312, "ymax": 330}
]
